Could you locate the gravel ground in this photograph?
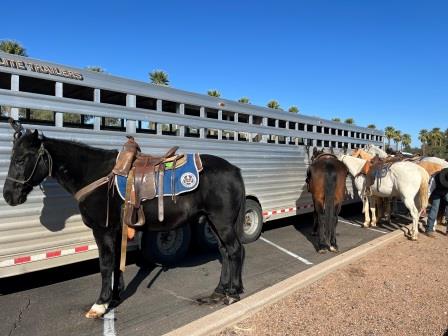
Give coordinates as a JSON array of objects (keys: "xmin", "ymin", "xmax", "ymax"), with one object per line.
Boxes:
[{"xmin": 220, "ymin": 228, "xmax": 448, "ymax": 336}]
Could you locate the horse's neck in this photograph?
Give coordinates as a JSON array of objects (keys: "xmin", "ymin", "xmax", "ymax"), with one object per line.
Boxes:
[{"xmin": 43, "ymin": 138, "xmax": 117, "ymax": 195}]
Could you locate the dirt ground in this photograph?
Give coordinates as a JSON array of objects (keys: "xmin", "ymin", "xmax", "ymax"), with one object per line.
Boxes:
[{"xmin": 220, "ymin": 228, "xmax": 448, "ymax": 336}]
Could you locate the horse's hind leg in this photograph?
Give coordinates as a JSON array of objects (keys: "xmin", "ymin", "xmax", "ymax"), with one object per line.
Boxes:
[
  {"xmin": 402, "ymin": 196, "xmax": 420, "ymax": 241},
  {"xmin": 210, "ymin": 217, "xmax": 244, "ymax": 304}
]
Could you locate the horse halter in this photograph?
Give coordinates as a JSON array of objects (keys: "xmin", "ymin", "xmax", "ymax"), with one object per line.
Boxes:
[{"xmin": 6, "ymin": 143, "xmax": 53, "ymax": 185}]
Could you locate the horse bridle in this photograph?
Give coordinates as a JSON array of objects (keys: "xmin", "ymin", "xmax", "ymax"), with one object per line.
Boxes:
[{"xmin": 6, "ymin": 143, "xmax": 53, "ymax": 185}]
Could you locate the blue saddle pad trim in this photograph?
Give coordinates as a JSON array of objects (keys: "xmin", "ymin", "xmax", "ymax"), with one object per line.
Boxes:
[{"xmin": 115, "ymin": 153, "xmax": 200, "ymax": 200}]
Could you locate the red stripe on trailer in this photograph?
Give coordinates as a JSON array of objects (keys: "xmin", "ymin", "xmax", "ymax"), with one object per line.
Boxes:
[
  {"xmin": 75, "ymin": 246, "xmax": 89, "ymax": 253},
  {"xmin": 15, "ymin": 256, "xmax": 31, "ymax": 264},
  {"xmin": 46, "ymin": 251, "xmax": 61, "ymax": 258}
]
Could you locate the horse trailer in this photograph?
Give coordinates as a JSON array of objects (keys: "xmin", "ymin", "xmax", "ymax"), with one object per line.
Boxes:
[{"xmin": 0, "ymin": 52, "xmax": 384, "ymax": 277}]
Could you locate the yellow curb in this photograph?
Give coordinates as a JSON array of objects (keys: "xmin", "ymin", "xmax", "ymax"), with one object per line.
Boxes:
[{"xmin": 164, "ymin": 226, "xmax": 409, "ymax": 336}]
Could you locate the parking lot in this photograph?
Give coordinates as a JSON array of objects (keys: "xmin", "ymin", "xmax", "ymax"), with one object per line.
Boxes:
[{"xmin": 0, "ymin": 205, "xmax": 404, "ymax": 336}]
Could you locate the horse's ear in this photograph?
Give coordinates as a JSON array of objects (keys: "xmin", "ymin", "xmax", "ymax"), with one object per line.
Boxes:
[
  {"xmin": 330, "ymin": 147, "xmax": 334, "ymax": 154},
  {"xmin": 313, "ymin": 147, "xmax": 318, "ymax": 155}
]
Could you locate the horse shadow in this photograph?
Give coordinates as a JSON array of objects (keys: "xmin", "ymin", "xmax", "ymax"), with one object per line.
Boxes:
[
  {"xmin": 39, "ymin": 179, "xmax": 79, "ymax": 232},
  {"xmin": 115, "ymin": 246, "xmax": 221, "ymax": 307}
]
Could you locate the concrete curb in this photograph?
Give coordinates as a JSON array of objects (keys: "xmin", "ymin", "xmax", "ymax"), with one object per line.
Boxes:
[{"xmin": 164, "ymin": 226, "xmax": 409, "ymax": 336}]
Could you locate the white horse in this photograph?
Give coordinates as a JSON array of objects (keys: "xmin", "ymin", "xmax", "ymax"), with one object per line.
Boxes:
[
  {"xmin": 364, "ymin": 144, "xmax": 388, "ymax": 158},
  {"xmin": 420, "ymin": 156, "xmax": 448, "ymax": 168},
  {"xmin": 339, "ymin": 155, "xmax": 429, "ymax": 240}
]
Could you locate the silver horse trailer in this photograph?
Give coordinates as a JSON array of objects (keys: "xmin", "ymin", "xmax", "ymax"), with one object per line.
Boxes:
[{"xmin": 0, "ymin": 53, "xmax": 384, "ymax": 277}]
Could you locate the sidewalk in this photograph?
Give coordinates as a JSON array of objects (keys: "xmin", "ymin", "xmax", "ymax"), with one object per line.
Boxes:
[{"xmin": 219, "ymin": 229, "xmax": 448, "ymax": 336}]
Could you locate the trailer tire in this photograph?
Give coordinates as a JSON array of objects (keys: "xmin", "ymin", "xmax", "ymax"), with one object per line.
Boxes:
[
  {"xmin": 140, "ymin": 226, "xmax": 191, "ymax": 266},
  {"xmin": 241, "ymin": 199, "xmax": 263, "ymax": 244},
  {"xmin": 193, "ymin": 221, "xmax": 219, "ymax": 251}
]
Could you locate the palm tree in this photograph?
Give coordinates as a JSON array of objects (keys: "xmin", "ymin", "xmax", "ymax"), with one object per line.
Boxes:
[
  {"xmin": 384, "ymin": 126, "xmax": 395, "ymax": 149},
  {"xmin": 401, "ymin": 133, "xmax": 411, "ymax": 150},
  {"xmin": 207, "ymin": 90, "xmax": 221, "ymax": 97},
  {"xmin": 86, "ymin": 66, "xmax": 105, "ymax": 73},
  {"xmin": 419, "ymin": 129, "xmax": 428, "ymax": 155},
  {"xmin": 332, "ymin": 118, "xmax": 341, "ymax": 122},
  {"xmin": 367, "ymin": 124, "xmax": 376, "ymax": 129},
  {"xmin": 149, "ymin": 70, "xmax": 169, "ymax": 86},
  {"xmin": 431, "ymin": 127, "xmax": 443, "ymax": 147},
  {"xmin": 0, "ymin": 40, "xmax": 27, "ymax": 56},
  {"xmin": 238, "ymin": 97, "xmax": 250, "ymax": 104},
  {"xmin": 393, "ymin": 130, "xmax": 402, "ymax": 151},
  {"xmin": 344, "ymin": 118, "xmax": 355, "ymax": 125},
  {"xmin": 288, "ymin": 106, "xmax": 299, "ymax": 113},
  {"xmin": 266, "ymin": 100, "xmax": 281, "ymax": 110}
]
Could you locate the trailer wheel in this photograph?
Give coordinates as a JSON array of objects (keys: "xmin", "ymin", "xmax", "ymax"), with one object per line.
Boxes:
[
  {"xmin": 193, "ymin": 221, "xmax": 219, "ymax": 251},
  {"xmin": 140, "ymin": 226, "xmax": 191, "ymax": 266},
  {"xmin": 241, "ymin": 199, "xmax": 263, "ymax": 244}
]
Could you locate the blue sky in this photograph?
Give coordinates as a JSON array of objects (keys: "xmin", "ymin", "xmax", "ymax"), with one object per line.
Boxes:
[{"xmin": 2, "ymin": 1, "xmax": 447, "ymax": 146}]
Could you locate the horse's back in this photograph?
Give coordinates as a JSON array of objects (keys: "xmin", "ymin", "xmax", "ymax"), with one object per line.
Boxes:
[{"xmin": 421, "ymin": 156, "xmax": 448, "ymax": 168}]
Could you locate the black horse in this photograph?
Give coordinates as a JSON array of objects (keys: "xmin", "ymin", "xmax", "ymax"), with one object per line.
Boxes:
[
  {"xmin": 3, "ymin": 120, "xmax": 246, "ymax": 318},
  {"xmin": 306, "ymin": 147, "xmax": 348, "ymax": 253}
]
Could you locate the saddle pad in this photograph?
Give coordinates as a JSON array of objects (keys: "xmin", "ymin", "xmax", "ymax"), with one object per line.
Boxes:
[{"xmin": 115, "ymin": 153, "xmax": 201, "ymax": 200}]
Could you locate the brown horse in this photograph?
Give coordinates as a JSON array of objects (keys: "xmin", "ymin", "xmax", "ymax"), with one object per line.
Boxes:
[{"xmin": 306, "ymin": 148, "xmax": 348, "ymax": 253}]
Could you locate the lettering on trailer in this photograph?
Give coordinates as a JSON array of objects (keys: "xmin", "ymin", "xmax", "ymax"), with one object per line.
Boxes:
[{"xmin": 0, "ymin": 57, "xmax": 84, "ymax": 81}]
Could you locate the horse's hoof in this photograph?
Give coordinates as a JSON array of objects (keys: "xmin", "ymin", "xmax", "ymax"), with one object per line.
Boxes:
[
  {"xmin": 85, "ymin": 303, "xmax": 108, "ymax": 319},
  {"xmin": 196, "ymin": 291, "xmax": 226, "ymax": 305},
  {"xmin": 224, "ymin": 294, "xmax": 240, "ymax": 305},
  {"xmin": 363, "ymin": 223, "xmax": 369, "ymax": 228},
  {"xmin": 410, "ymin": 236, "xmax": 418, "ymax": 241},
  {"xmin": 318, "ymin": 249, "xmax": 327, "ymax": 254},
  {"xmin": 329, "ymin": 246, "xmax": 338, "ymax": 253}
]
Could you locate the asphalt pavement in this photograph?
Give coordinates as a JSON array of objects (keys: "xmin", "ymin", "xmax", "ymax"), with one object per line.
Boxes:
[{"xmin": 0, "ymin": 204, "xmax": 405, "ymax": 336}]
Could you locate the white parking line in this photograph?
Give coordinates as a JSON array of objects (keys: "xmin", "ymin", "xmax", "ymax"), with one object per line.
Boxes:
[
  {"xmin": 338, "ymin": 219, "xmax": 387, "ymax": 234},
  {"xmin": 259, "ymin": 236, "xmax": 313, "ymax": 265},
  {"xmin": 103, "ymin": 309, "xmax": 116, "ymax": 336}
]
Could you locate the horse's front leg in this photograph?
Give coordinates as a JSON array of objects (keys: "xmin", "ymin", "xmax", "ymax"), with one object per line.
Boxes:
[
  {"xmin": 86, "ymin": 228, "xmax": 117, "ymax": 318},
  {"xmin": 363, "ymin": 196, "xmax": 371, "ymax": 228},
  {"xmin": 369, "ymin": 196, "xmax": 377, "ymax": 227}
]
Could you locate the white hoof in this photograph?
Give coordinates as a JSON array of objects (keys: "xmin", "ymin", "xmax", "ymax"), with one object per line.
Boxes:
[
  {"xmin": 363, "ymin": 222, "xmax": 370, "ymax": 228},
  {"xmin": 85, "ymin": 303, "xmax": 109, "ymax": 319}
]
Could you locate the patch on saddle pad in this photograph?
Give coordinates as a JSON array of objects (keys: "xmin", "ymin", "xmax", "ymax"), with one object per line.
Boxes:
[{"xmin": 115, "ymin": 153, "xmax": 201, "ymax": 200}]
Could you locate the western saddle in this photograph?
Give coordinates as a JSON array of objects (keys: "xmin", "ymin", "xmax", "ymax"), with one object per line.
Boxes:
[
  {"xmin": 360, "ymin": 155, "xmax": 402, "ymax": 194},
  {"xmin": 73, "ymin": 136, "xmax": 186, "ymax": 272},
  {"xmin": 112, "ymin": 136, "xmax": 185, "ymax": 227}
]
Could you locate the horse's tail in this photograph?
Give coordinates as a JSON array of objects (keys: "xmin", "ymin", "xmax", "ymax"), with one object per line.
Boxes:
[
  {"xmin": 235, "ymin": 173, "xmax": 247, "ymax": 243},
  {"xmin": 417, "ymin": 168, "xmax": 429, "ymax": 213},
  {"xmin": 324, "ymin": 168, "xmax": 337, "ymax": 243}
]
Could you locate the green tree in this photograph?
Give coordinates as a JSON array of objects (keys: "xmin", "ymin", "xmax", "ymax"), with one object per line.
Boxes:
[
  {"xmin": 267, "ymin": 100, "xmax": 281, "ymax": 109},
  {"xmin": 207, "ymin": 90, "xmax": 221, "ymax": 97},
  {"xmin": 344, "ymin": 118, "xmax": 355, "ymax": 125},
  {"xmin": 430, "ymin": 127, "xmax": 443, "ymax": 147},
  {"xmin": 332, "ymin": 118, "xmax": 341, "ymax": 122},
  {"xmin": 238, "ymin": 97, "xmax": 250, "ymax": 104},
  {"xmin": 149, "ymin": 70, "xmax": 169, "ymax": 86},
  {"xmin": 367, "ymin": 124, "xmax": 376, "ymax": 129},
  {"xmin": 401, "ymin": 133, "xmax": 412, "ymax": 150},
  {"xmin": 393, "ymin": 130, "xmax": 402, "ymax": 151},
  {"xmin": 288, "ymin": 106, "xmax": 299, "ymax": 113},
  {"xmin": 384, "ymin": 126, "xmax": 396, "ymax": 149},
  {"xmin": 86, "ymin": 66, "xmax": 105, "ymax": 73},
  {"xmin": 0, "ymin": 40, "xmax": 27, "ymax": 56},
  {"xmin": 419, "ymin": 129, "xmax": 428, "ymax": 155}
]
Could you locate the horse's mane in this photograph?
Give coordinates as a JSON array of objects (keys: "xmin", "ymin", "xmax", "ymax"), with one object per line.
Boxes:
[{"xmin": 42, "ymin": 136, "xmax": 117, "ymax": 155}]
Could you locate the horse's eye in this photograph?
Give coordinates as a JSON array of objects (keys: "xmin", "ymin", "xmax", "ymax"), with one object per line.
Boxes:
[{"xmin": 15, "ymin": 158, "xmax": 25, "ymax": 165}]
